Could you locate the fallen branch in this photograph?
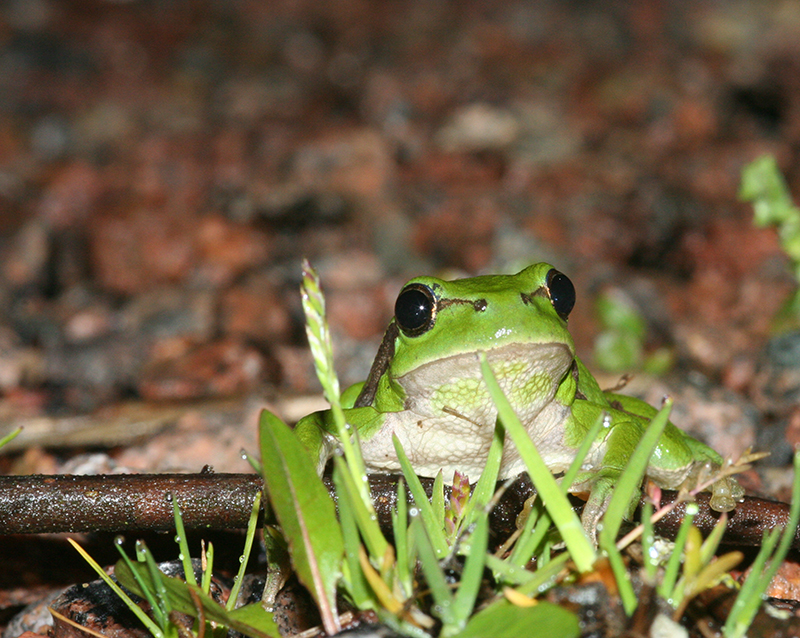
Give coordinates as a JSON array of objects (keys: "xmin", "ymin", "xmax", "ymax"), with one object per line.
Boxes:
[{"xmin": 0, "ymin": 473, "xmax": 795, "ymax": 549}]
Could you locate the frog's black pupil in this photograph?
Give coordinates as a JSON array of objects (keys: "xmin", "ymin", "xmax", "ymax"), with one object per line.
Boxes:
[
  {"xmin": 395, "ymin": 286, "xmax": 435, "ymax": 335},
  {"xmin": 547, "ymin": 269, "xmax": 576, "ymax": 319}
]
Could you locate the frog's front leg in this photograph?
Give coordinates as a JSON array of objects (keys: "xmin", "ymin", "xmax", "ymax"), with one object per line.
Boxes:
[
  {"xmin": 577, "ymin": 420, "xmax": 644, "ymax": 543},
  {"xmin": 294, "ymin": 404, "xmax": 386, "ymax": 475},
  {"xmin": 294, "ymin": 411, "xmax": 338, "ymax": 475}
]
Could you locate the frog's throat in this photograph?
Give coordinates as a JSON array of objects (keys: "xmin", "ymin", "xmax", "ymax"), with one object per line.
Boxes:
[
  {"xmin": 395, "ymin": 341, "xmax": 574, "ymax": 419},
  {"xmin": 359, "ymin": 341, "xmax": 576, "ymax": 480}
]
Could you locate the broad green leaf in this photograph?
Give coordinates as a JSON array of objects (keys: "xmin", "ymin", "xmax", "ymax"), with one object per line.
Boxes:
[
  {"xmin": 259, "ymin": 409, "xmax": 344, "ymax": 635},
  {"xmin": 115, "ymin": 559, "xmax": 280, "ymax": 638},
  {"xmin": 460, "ymin": 600, "xmax": 580, "ymax": 638}
]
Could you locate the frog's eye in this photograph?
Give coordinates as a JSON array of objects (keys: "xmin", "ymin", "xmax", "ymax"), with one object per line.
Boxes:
[
  {"xmin": 395, "ymin": 283, "xmax": 436, "ymax": 336},
  {"xmin": 545, "ymin": 269, "xmax": 575, "ymax": 320}
]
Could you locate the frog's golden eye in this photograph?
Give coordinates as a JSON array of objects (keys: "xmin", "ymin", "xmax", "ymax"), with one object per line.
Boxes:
[
  {"xmin": 545, "ymin": 268, "xmax": 575, "ymax": 320},
  {"xmin": 395, "ymin": 283, "xmax": 436, "ymax": 336}
]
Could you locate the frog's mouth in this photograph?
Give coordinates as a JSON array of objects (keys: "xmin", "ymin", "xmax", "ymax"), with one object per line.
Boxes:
[{"xmin": 396, "ymin": 342, "xmax": 574, "ymax": 422}]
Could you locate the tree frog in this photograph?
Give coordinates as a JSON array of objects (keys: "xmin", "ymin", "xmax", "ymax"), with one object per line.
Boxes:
[{"xmin": 295, "ymin": 263, "xmax": 743, "ymax": 534}]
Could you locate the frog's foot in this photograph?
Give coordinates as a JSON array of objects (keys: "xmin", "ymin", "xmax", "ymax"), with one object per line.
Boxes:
[
  {"xmin": 709, "ymin": 475, "xmax": 744, "ymax": 512},
  {"xmin": 683, "ymin": 461, "xmax": 745, "ymax": 512},
  {"xmin": 579, "ymin": 471, "xmax": 633, "ymax": 545}
]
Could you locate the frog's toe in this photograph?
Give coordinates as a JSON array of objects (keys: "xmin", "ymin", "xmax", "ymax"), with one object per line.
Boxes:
[
  {"xmin": 579, "ymin": 475, "xmax": 620, "ymax": 545},
  {"xmin": 708, "ymin": 475, "xmax": 744, "ymax": 512}
]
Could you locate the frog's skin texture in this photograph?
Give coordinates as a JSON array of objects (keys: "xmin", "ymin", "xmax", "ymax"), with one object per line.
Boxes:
[{"xmin": 295, "ymin": 263, "xmax": 743, "ymax": 536}]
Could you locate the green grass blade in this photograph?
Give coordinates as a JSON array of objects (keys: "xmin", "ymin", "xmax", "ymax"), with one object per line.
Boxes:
[
  {"xmin": 604, "ymin": 541, "xmax": 636, "ymax": 614},
  {"xmin": 141, "ymin": 541, "xmax": 172, "ymax": 618},
  {"xmin": 445, "ymin": 515, "xmax": 490, "ymax": 636},
  {"xmin": 116, "ymin": 559, "xmax": 281, "ymax": 638},
  {"xmin": 658, "ymin": 502, "xmax": 697, "ymax": 601},
  {"xmin": 484, "ymin": 554, "xmax": 535, "ymax": 585},
  {"xmin": 227, "ymin": 490, "xmax": 262, "ymax": 611},
  {"xmin": 507, "ymin": 504, "xmax": 547, "ymax": 569},
  {"xmin": 392, "ymin": 478, "xmax": 412, "ymax": 596},
  {"xmin": 479, "ymin": 353, "xmax": 595, "ymax": 571},
  {"xmin": 116, "ymin": 540, "xmax": 167, "ymax": 627},
  {"xmin": 394, "ymin": 434, "xmax": 449, "ymax": 557},
  {"xmin": 508, "ymin": 412, "xmax": 604, "ymax": 569},
  {"xmin": 561, "ymin": 411, "xmax": 605, "ymax": 496},
  {"xmin": 725, "ymin": 450, "xmax": 800, "ymax": 637},
  {"xmin": 332, "ymin": 461, "xmax": 375, "ymax": 608},
  {"xmin": 259, "ymin": 409, "xmax": 344, "ymax": 635},
  {"xmin": 460, "ymin": 420, "xmax": 504, "ymax": 528},
  {"xmin": 301, "ymin": 260, "xmax": 371, "ymax": 503},
  {"xmin": 170, "ymin": 495, "xmax": 196, "ymax": 588},
  {"xmin": 0, "ymin": 427, "xmax": 22, "ymax": 450},
  {"xmin": 69, "ymin": 539, "xmax": 164, "ymax": 638},
  {"xmin": 332, "ymin": 456, "xmax": 388, "ymax": 559},
  {"xmin": 411, "ymin": 518, "xmax": 454, "ymax": 625},
  {"xmin": 201, "ymin": 542, "xmax": 214, "ymax": 594},
  {"xmin": 431, "ymin": 471, "xmax": 445, "ymax": 533},
  {"xmin": 598, "ymin": 400, "xmax": 672, "ymax": 549},
  {"xmin": 640, "ymin": 502, "xmax": 657, "ymax": 582}
]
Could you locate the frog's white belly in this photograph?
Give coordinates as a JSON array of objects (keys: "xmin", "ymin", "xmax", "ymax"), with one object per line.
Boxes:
[{"xmin": 359, "ymin": 342, "xmax": 581, "ymax": 482}]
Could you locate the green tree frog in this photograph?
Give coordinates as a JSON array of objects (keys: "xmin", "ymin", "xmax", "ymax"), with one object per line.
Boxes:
[{"xmin": 295, "ymin": 263, "xmax": 743, "ymax": 533}]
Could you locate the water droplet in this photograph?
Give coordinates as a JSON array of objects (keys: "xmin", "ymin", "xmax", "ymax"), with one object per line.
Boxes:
[
  {"xmin": 165, "ymin": 493, "xmax": 174, "ymax": 503},
  {"xmin": 114, "ymin": 535, "xmax": 125, "ymax": 546},
  {"xmin": 239, "ymin": 556, "xmax": 245, "ymax": 563},
  {"xmin": 174, "ymin": 535, "xmax": 182, "ymax": 544},
  {"xmin": 177, "ymin": 553, "xmax": 184, "ymax": 561}
]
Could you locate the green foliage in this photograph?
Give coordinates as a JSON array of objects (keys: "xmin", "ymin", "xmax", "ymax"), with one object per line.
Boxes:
[
  {"xmin": 740, "ymin": 155, "xmax": 800, "ymax": 278},
  {"xmin": 69, "ymin": 493, "xmax": 280, "ymax": 638},
  {"xmin": 724, "ymin": 450, "xmax": 800, "ymax": 638},
  {"xmin": 259, "ymin": 410, "xmax": 344, "ymax": 635},
  {"xmin": 459, "ymin": 600, "xmax": 580, "ymax": 638},
  {"xmin": 593, "ymin": 289, "xmax": 673, "ymax": 375},
  {"xmin": 740, "ymin": 154, "xmax": 800, "ymax": 331},
  {"xmin": 72, "ymin": 259, "xmax": 800, "ymax": 638},
  {"xmin": 115, "ymin": 554, "xmax": 280, "ymax": 638},
  {"xmin": 479, "ymin": 352, "xmax": 597, "ymax": 572}
]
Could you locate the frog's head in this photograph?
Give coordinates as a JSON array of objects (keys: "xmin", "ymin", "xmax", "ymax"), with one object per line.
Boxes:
[{"xmin": 358, "ymin": 263, "xmax": 578, "ymax": 420}]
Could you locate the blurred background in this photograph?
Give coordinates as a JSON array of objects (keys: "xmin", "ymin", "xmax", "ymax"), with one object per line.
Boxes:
[{"xmin": 0, "ymin": 0, "xmax": 798, "ymax": 490}]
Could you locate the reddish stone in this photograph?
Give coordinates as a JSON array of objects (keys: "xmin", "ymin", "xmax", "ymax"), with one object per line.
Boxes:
[
  {"xmin": 221, "ymin": 275, "xmax": 291, "ymax": 344},
  {"xmin": 138, "ymin": 338, "xmax": 266, "ymax": 401},
  {"xmin": 291, "ymin": 129, "xmax": 394, "ymax": 200},
  {"xmin": 90, "ymin": 209, "xmax": 196, "ymax": 295},
  {"xmin": 194, "ymin": 215, "xmax": 270, "ymax": 287}
]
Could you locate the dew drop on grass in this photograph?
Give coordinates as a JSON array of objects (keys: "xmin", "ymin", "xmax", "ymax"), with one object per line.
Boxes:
[{"xmin": 114, "ymin": 535, "xmax": 125, "ymax": 546}]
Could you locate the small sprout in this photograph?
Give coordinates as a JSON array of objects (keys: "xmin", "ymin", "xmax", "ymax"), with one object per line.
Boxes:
[
  {"xmin": 593, "ymin": 288, "xmax": 673, "ymax": 375},
  {"xmin": 740, "ymin": 154, "xmax": 800, "ymax": 331}
]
